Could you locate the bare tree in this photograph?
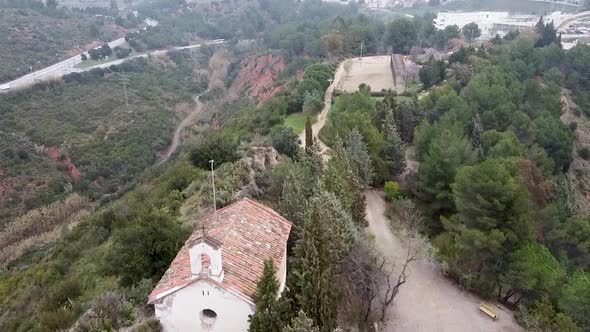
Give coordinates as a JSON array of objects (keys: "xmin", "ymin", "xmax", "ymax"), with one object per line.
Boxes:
[
  {"xmin": 340, "ymin": 200, "xmax": 435, "ymax": 327},
  {"xmin": 377, "ymin": 199, "xmax": 435, "ymax": 322},
  {"xmin": 340, "ymin": 237, "xmax": 386, "ymax": 327}
]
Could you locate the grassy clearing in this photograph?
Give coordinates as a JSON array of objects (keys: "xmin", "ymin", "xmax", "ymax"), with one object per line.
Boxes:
[{"xmin": 284, "ymin": 112, "xmax": 309, "ymax": 133}]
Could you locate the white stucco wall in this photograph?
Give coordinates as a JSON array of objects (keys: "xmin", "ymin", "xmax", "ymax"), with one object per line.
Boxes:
[
  {"xmin": 278, "ymin": 244, "xmax": 288, "ymax": 294},
  {"xmin": 154, "ymin": 280, "xmax": 254, "ymax": 332}
]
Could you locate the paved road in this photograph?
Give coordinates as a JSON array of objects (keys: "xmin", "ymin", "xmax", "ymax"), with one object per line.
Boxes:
[
  {"xmin": 80, "ymin": 40, "xmax": 225, "ymax": 71},
  {"xmin": 0, "ymin": 38, "xmax": 127, "ymax": 91},
  {"xmin": 1, "ymin": 39, "xmax": 224, "ymax": 92},
  {"xmin": 365, "ymin": 190, "xmax": 524, "ymax": 332}
]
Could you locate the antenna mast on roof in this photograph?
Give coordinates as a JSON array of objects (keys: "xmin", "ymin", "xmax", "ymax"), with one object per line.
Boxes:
[{"xmin": 209, "ymin": 160, "xmax": 216, "ymax": 213}]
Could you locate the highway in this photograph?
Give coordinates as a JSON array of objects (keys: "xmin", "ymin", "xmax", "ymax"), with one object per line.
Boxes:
[
  {"xmin": 0, "ymin": 38, "xmax": 127, "ymax": 91},
  {"xmin": 0, "ymin": 39, "xmax": 224, "ymax": 93}
]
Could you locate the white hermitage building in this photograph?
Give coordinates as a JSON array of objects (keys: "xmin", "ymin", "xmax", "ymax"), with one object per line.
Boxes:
[{"xmin": 148, "ymin": 198, "xmax": 293, "ymax": 332}]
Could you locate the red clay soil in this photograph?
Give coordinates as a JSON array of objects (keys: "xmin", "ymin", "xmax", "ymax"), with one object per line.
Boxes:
[
  {"xmin": 231, "ymin": 53, "xmax": 286, "ymax": 103},
  {"xmin": 47, "ymin": 147, "xmax": 80, "ymax": 181}
]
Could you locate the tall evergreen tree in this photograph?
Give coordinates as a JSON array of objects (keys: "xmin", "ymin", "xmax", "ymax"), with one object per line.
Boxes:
[
  {"xmin": 305, "ymin": 116, "xmax": 313, "ymax": 148},
  {"xmin": 383, "ymin": 111, "xmax": 406, "ymax": 177},
  {"xmin": 280, "ymin": 169, "xmax": 308, "ymax": 231},
  {"xmin": 350, "ymin": 176, "xmax": 367, "ymax": 226},
  {"xmin": 325, "ymin": 136, "xmax": 354, "ymax": 210},
  {"xmin": 346, "ymin": 128, "xmax": 374, "ymax": 186},
  {"xmin": 248, "ymin": 259, "xmax": 283, "ymax": 332},
  {"xmin": 302, "ymin": 141, "xmax": 324, "ymax": 181},
  {"xmin": 295, "ymin": 192, "xmax": 353, "ymax": 331}
]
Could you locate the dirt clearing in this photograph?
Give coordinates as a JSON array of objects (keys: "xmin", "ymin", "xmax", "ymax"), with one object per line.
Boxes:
[
  {"xmin": 337, "ymin": 56, "xmax": 399, "ymax": 93},
  {"xmin": 365, "ymin": 190, "xmax": 524, "ymax": 332}
]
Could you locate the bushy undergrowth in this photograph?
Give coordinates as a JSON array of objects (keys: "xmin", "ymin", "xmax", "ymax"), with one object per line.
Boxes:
[{"xmin": 0, "ymin": 52, "xmax": 204, "ymax": 224}]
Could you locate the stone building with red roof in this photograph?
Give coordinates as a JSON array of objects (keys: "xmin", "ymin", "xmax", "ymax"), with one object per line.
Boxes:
[{"xmin": 148, "ymin": 198, "xmax": 292, "ymax": 331}]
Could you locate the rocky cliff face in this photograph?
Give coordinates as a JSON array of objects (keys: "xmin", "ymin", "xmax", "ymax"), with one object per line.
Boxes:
[
  {"xmin": 237, "ymin": 146, "xmax": 281, "ymax": 198},
  {"xmin": 229, "ymin": 53, "xmax": 285, "ymax": 103}
]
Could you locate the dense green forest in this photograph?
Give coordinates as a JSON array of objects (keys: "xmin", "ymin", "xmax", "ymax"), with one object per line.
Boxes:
[
  {"xmin": 2, "ymin": 0, "xmax": 590, "ymax": 331},
  {"xmin": 315, "ymin": 32, "xmax": 590, "ymax": 330}
]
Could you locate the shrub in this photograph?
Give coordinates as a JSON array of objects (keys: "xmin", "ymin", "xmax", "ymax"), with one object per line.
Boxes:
[
  {"xmin": 42, "ymin": 279, "xmax": 82, "ymax": 309},
  {"xmin": 74, "ymin": 292, "xmax": 133, "ymax": 331},
  {"xmin": 124, "ymin": 278, "xmax": 155, "ymax": 305},
  {"xmin": 384, "ymin": 181, "xmax": 400, "ymax": 201},
  {"xmin": 270, "ymin": 126, "xmax": 300, "ymax": 158},
  {"xmin": 579, "ymin": 146, "xmax": 590, "ymax": 160},
  {"xmin": 189, "ymin": 134, "xmax": 239, "ymax": 170},
  {"xmin": 103, "ymin": 209, "xmax": 188, "ymax": 286},
  {"xmin": 131, "ymin": 318, "xmax": 163, "ymax": 332},
  {"xmin": 40, "ymin": 306, "xmax": 81, "ymax": 331},
  {"xmin": 569, "ymin": 121, "xmax": 578, "ymax": 131}
]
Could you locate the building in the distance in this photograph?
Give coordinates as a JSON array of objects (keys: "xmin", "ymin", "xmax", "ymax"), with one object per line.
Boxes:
[
  {"xmin": 433, "ymin": 12, "xmax": 540, "ymax": 38},
  {"xmin": 148, "ymin": 198, "xmax": 292, "ymax": 332}
]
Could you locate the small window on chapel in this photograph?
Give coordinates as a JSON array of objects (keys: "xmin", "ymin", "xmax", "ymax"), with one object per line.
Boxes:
[{"xmin": 200, "ymin": 309, "xmax": 217, "ymax": 331}]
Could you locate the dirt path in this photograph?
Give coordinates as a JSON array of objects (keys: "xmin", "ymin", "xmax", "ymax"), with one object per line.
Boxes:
[
  {"xmin": 365, "ymin": 190, "xmax": 524, "ymax": 332},
  {"xmin": 298, "ymin": 61, "xmax": 346, "ymax": 155},
  {"xmin": 159, "ymin": 92, "xmax": 207, "ymax": 164}
]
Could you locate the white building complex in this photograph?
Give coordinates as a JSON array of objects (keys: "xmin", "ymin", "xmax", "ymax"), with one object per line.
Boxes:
[{"xmin": 434, "ymin": 12, "xmax": 540, "ymax": 38}]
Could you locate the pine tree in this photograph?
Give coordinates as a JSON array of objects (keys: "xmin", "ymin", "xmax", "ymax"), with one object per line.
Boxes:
[
  {"xmin": 248, "ymin": 259, "xmax": 283, "ymax": 332},
  {"xmin": 383, "ymin": 111, "xmax": 406, "ymax": 177},
  {"xmin": 346, "ymin": 128, "xmax": 374, "ymax": 186},
  {"xmin": 305, "ymin": 116, "xmax": 313, "ymax": 148},
  {"xmin": 283, "ymin": 311, "xmax": 320, "ymax": 332}
]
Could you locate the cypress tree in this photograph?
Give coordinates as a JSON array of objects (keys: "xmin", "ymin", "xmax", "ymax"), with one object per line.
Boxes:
[
  {"xmin": 350, "ymin": 176, "xmax": 367, "ymax": 226},
  {"xmin": 383, "ymin": 111, "xmax": 406, "ymax": 177},
  {"xmin": 295, "ymin": 193, "xmax": 352, "ymax": 332},
  {"xmin": 305, "ymin": 116, "xmax": 313, "ymax": 148},
  {"xmin": 324, "ymin": 135, "xmax": 354, "ymax": 210},
  {"xmin": 248, "ymin": 259, "xmax": 283, "ymax": 332},
  {"xmin": 346, "ymin": 127, "xmax": 374, "ymax": 186},
  {"xmin": 280, "ymin": 169, "xmax": 308, "ymax": 230}
]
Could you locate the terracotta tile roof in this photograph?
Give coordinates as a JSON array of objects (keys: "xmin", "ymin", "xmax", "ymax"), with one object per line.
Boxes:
[{"xmin": 148, "ymin": 198, "xmax": 292, "ymax": 304}]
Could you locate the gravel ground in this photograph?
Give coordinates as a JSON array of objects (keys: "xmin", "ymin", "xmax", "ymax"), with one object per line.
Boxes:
[
  {"xmin": 365, "ymin": 190, "xmax": 525, "ymax": 332},
  {"xmin": 337, "ymin": 56, "xmax": 400, "ymax": 93}
]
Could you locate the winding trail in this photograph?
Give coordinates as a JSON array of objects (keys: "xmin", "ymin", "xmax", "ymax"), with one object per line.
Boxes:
[
  {"xmin": 365, "ymin": 190, "xmax": 524, "ymax": 332},
  {"xmin": 159, "ymin": 91, "xmax": 207, "ymax": 164},
  {"xmin": 298, "ymin": 61, "xmax": 345, "ymax": 154}
]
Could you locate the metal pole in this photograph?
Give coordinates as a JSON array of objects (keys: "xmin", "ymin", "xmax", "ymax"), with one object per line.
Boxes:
[{"xmin": 210, "ymin": 160, "xmax": 216, "ymax": 212}]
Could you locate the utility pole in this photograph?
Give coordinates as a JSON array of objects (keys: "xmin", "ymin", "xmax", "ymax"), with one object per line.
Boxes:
[
  {"xmin": 119, "ymin": 74, "xmax": 130, "ymax": 110},
  {"xmin": 360, "ymin": 40, "xmax": 364, "ymax": 58},
  {"xmin": 210, "ymin": 159, "xmax": 216, "ymax": 212}
]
